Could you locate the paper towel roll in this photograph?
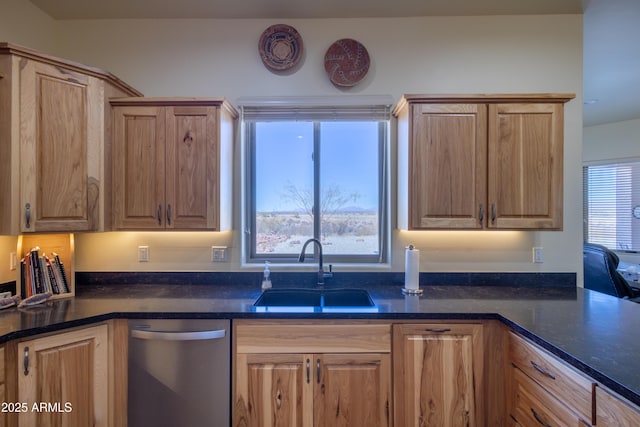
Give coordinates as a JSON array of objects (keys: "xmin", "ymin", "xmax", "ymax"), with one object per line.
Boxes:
[{"xmin": 404, "ymin": 245, "xmax": 420, "ymax": 290}]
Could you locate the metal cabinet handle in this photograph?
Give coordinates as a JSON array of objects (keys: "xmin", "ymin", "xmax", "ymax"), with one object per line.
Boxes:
[
  {"xmin": 530, "ymin": 360, "xmax": 556, "ymax": 380},
  {"xmin": 531, "ymin": 408, "xmax": 551, "ymax": 427},
  {"xmin": 479, "ymin": 203, "xmax": 484, "ymax": 224},
  {"xmin": 316, "ymin": 358, "xmax": 321, "ymax": 384},
  {"xmin": 157, "ymin": 205, "xmax": 162, "ymax": 226},
  {"xmin": 491, "ymin": 203, "xmax": 497, "ymax": 224},
  {"xmin": 130, "ymin": 329, "xmax": 226, "ymax": 341},
  {"xmin": 166, "ymin": 204, "xmax": 172, "ymax": 225},
  {"xmin": 25, "ymin": 203, "xmax": 31, "ymax": 229},
  {"xmin": 424, "ymin": 328, "xmax": 452, "ymax": 333},
  {"xmin": 306, "ymin": 359, "xmax": 310, "ymax": 384},
  {"xmin": 23, "ymin": 346, "xmax": 29, "ymax": 375}
]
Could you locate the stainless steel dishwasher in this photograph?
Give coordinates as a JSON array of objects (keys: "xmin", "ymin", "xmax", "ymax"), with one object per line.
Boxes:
[{"xmin": 128, "ymin": 319, "xmax": 230, "ymax": 427}]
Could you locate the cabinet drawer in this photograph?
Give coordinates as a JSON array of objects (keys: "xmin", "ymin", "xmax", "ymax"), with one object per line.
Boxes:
[
  {"xmin": 509, "ymin": 332, "xmax": 593, "ymax": 423},
  {"xmin": 510, "ymin": 366, "xmax": 589, "ymax": 427},
  {"xmin": 235, "ymin": 320, "xmax": 391, "ymax": 353}
]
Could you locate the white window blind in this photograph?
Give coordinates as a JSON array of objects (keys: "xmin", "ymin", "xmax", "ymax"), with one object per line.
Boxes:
[{"xmin": 583, "ymin": 160, "xmax": 640, "ymax": 251}]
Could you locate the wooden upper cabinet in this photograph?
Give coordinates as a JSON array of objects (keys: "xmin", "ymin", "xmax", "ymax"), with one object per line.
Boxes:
[
  {"xmin": 487, "ymin": 103, "xmax": 564, "ymax": 229},
  {"xmin": 409, "ymin": 103, "xmax": 487, "ymax": 229},
  {"xmin": 19, "ymin": 61, "xmax": 94, "ymax": 232},
  {"xmin": 111, "ymin": 98, "xmax": 237, "ymax": 231},
  {"xmin": 394, "ymin": 94, "xmax": 574, "ymax": 230},
  {"xmin": 0, "ymin": 42, "xmax": 142, "ymax": 234}
]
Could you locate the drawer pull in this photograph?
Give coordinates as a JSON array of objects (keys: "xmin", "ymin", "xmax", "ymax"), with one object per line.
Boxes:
[
  {"xmin": 531, "ymin": 408, "xmax": 552, "ymax": 427},
  {"xmin": 424, "ymin": 328, "xmax": 452, "ymax": 333},
  {"xmin": 25, "ymin": 203, "xmax": 31, "ymax": 229},
  {"xmin": 23, "ymin": 346, "xmax": 29, "ymax": 375},
  {"xmin": 530, "ymin": 360, "xmax": 556, "ymax": 380}
]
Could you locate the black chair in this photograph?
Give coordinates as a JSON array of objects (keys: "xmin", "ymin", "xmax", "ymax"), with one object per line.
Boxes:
[{"xmin": 583, "ymin": 243, "xmax": 640, "ymax": 302}]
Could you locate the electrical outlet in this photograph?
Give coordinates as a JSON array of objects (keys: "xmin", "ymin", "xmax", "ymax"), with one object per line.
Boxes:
[
  {"xmin": 9, "ymin": 252, "xmax": 17, "ymax": 271},
  {"xmin": 138, "ymin": 246, "xmax": 150, "ymax": 262},
  {"xmin": 211, "ymin": 246, "xmax": 227, "ymax": 262},
  {"xmin": 532, "ymin": 247, "xmax": 544, "ymax": 263}
]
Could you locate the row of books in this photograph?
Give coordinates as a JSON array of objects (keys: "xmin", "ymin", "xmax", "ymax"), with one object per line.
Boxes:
[{"xmin": 20, "ymin": 247, "xmax": 70, "ymax": 298}]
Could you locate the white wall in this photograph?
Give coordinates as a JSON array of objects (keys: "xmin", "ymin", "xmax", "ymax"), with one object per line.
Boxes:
[
  {"xmin": 0, "ymin": 0, "xmax": 59, "ymax": 52},
  {"xmin": 583, "ymin": 118, "xmax": 640, "ymax": 163},
  {"xmin": 0, "ymin": 11, "xmax": 584, "ymax": 279}
]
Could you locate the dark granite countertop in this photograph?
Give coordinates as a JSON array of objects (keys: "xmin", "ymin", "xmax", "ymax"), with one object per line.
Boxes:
[{"xmin": 1, "ymin": 282, "xmax": 639, "ymax": 407}]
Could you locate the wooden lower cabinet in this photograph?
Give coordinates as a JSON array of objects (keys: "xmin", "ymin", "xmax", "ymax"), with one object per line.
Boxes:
[
  {"xmin": 393, "ymin": 323, "xmax": 485, "ymax": 427},
  {"xmin": 15, "ymin": 324, "xmax": 109, "ymax": 427},
  {"xmin": 596, "ymin": 385, "xmax": 640, "ymax": 426},
  {"xmin": 233, "ymin": 320, "xmax": 391, "ymax": 427},
  {"xmin": 507, "ymin": 332, "xmax": 594, "ymax": 426}
]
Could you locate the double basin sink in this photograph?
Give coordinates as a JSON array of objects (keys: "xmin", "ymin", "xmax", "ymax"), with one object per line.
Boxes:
[{"xmin": 253, "ymin": 288, "xmax": 377, "ymax": 312}]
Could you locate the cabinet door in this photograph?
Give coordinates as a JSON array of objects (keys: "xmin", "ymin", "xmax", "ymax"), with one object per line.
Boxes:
[
  {"xmin": 314, "ymin": 353, "xmax": 391, "ymax": 427},
  {"xmin": 18, "ymin": 324, "xmax": 108, "ymax": 427},
  {"xmin": 234, "ymin": 353, "xmax": 313, "ymax": 427},
  {"xmin": 410, "ymin": 104, "xmax": 487, "ymax": 229},
  {"xmin": 487, "ymin": 103, "xmax": 563, "ymax": 229},
  {"xmin": 19, "ymin": 60, "xmax": 100, "ymax": 232},
  {"xmin": 393, "ymin": 323, "xmax": 484, "ymax": 427},
  {"xmin": 596, "ymin": 386, "xmax": 640, "ymax": 426},
  {"xmin": 113, "ymin": 105, "xmax": 166, "ymax": 229},
  {"xmin": 165, "ymin": 105, "xmax": 218, "ymax": 229}
]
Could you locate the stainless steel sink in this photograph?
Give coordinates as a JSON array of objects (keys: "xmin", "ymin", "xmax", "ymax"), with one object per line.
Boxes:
[{"xmin": 253, "ymin": 288, "xmax": 376, "ymax": 312}]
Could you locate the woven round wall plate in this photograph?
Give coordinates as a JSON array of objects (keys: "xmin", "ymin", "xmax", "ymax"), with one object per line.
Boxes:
[
  {"xmin": 324, "ymin": 38, "xmax": 370, "ymax": 87},
  {"xmin": 258, "ymin": 24, "xmax": 303, "ymax": 71}
]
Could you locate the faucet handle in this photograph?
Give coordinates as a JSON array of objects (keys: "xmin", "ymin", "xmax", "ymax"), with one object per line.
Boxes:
[{"xmin": 323, "ymin": 264, "xmax": 333, "ymax": 278}]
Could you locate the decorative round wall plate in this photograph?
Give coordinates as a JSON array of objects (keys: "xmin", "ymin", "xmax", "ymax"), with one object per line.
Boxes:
[
  {"xmin": 324, "ymin": 38, "xmax": 370, "ymax": 87},
  {"xmin": 258, "ymin": 24, "xmax": 303, "ymax": 71}
]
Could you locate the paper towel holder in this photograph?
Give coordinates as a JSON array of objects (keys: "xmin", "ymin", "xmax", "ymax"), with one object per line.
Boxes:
[{"xmin": 402, "ymin": 244, "xmax": 423, "ymax": 295}]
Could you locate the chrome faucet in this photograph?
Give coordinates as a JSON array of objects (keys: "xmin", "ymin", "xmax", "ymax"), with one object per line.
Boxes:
[{"xmin": 298, "ymin": 238, "xmax": 332, "ymax": 286}]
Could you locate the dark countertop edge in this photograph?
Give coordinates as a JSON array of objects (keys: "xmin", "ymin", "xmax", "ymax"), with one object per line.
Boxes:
[
  {"xmin": 501, "ymin": 317, "xmax": 640, "ymax": 406},
  {"xmin": 3, "ymin": 307, "xmax": 636, "ymax": 406}
]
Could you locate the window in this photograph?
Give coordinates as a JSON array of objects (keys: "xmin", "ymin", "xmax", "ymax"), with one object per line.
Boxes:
[
  {"xmin": 241, "ymin": 97, "xmax": 391, "ymax": 264},
  {"xmin": 583, "ymin": 160, "xmax": 640, "ymax": 251}
]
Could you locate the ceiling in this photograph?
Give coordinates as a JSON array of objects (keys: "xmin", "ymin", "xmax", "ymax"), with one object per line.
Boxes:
[{"xmin": 28, "ymin": 0, "xmax": 640, "ymax": 127}]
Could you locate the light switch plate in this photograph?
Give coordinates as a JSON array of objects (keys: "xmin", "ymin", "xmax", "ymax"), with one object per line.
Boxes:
[
  {"xmin": 138, "ymin": 246, "xmax": 150, "ymax": 262},
  {"xmin": 211, "ymin": 246, "xmax": 228, "ymax": 262},
  {"xmin": 532, "ymin": 247, "xmax": 544, "ymax": 263},
  {"xmin": 9, "ymin": 252, "xmax": 16, "ymax": 271}
]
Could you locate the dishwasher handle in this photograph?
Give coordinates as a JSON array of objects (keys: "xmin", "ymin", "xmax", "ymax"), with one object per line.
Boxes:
[{"xmin": 131, "ymin": 328, "xmax": 226, "ymax": 341}]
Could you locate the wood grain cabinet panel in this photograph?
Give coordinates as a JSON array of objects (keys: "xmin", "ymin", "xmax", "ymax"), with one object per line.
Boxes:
[
  {"xmin": 394, "ymin": 94, "xmax": 574, "ymax": 230},
  {"xmin": 510, "ymin": 366, "xmax": 589, "ymax": 427},
  {"xmin": 233, "ymin": 321, "xmax": 391, "ymax": 427},
  {"xmin": 508, "ymin": 332, "xmax": 593, "ymax": 424},
  {"xmin": 393, "ymin": 323, "xmax": 484, "ymax": 427},
  {"xmin": 111, "ymin": 98, "xmax": 237, "ymax": 231},
  {"xmin": 0, "ymin": 43, "xmax": 141, "ymax": 234},
  {"xmin": 596, "ymin": 386, "xmax": 640, "ymax": 426},
  {"xmin": 17, "ymin": 324, "xmax": 108, "ymax": 427}
]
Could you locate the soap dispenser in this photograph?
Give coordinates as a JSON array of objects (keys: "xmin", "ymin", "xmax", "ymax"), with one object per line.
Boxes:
[{"xmin": 261, "ymin": 261, "xmax": 272, "ymax": 290}]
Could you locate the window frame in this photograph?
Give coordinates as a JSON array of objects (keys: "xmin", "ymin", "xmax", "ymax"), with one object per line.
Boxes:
[
  {"xmin": 583, "ymin": 158, "xmax": 640, "ymax": 252},
  {"xmin": 241, "ymin": 97, "xmax": 391, "ymax": 265}
]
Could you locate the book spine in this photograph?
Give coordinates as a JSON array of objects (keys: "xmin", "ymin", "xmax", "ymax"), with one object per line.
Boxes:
[
  {"xmin": 52, "ymin": 253, "xmax": 70, "ymax": 294},
  {"xmin": 30, "ymin": 247, "xmax": 44, "ymax": 294},
  {"xmin": 20, "ymin": 258, "xmax": 26, "ymax": 298},
  {"xmin": 39, "ymin": 256, "xmax": 51, "ymax": 294},
  {"xmin": 45, "ymin": 256, "xmax": 60, "ymax": 294}
]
